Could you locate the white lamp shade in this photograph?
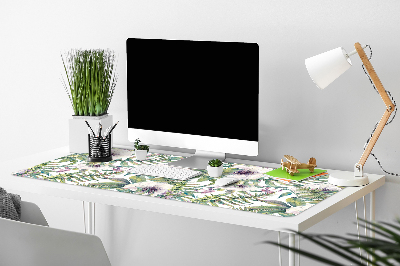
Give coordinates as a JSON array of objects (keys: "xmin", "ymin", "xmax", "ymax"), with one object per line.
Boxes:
[{"xmin": 305, "ymin": 47, "xmax": 352, "ymax": 89}]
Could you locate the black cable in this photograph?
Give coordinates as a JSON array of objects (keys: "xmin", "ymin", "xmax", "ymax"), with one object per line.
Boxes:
[{"xmin": 361, "ymin": 45, "xmax": 399, "ymax": 176}]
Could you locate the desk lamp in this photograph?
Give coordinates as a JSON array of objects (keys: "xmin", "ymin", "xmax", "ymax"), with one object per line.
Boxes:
[{"xmin": 305, "ymin": 42, "xmax": 395, "ymax": 186}]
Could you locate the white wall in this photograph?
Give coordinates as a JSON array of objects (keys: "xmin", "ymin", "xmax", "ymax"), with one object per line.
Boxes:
[{"xmin": 2, "ymin": 0, "xmax": 400, "ymax": 265}]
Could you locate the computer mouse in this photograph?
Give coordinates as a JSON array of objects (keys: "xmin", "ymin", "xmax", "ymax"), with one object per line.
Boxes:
[{"xmin": 215, "ymin": 177, "xmax": 239, "ymax": 187}]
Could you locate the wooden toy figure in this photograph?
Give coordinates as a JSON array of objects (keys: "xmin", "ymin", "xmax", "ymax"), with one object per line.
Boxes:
[{"xmin": 281, "ymin": 155, "xmax": 317, "ymax": 176}]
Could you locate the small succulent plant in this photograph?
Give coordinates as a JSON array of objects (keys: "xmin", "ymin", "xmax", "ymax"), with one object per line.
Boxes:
[
  {"xmin": 208, "ymin": 159, "xmax": 223, "ymax": 167},
  {"xmin": 134, "ymin": 138, "xmax": 149, "ymax": 151}
]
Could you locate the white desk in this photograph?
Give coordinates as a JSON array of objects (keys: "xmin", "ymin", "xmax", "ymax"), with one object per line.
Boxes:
[{"xmin": 0, "ymin": 146, "xmax": 385, "ymax": 266}]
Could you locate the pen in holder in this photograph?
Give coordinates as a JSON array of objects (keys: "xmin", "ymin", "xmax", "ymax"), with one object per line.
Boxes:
[{"xmin": 88, "ymin": 134, "xmax": 112, "ymax": 162}]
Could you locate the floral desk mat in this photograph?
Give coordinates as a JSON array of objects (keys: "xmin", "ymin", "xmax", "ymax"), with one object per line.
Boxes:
[{"xmin": 13, "ymin": 148, "xmax": 342, "ymax": 217}]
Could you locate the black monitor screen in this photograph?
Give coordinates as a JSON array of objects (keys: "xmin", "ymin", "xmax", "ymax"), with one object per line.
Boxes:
[{"xmin": 126, "ymin": 38, "xmax": 259, "ymax": 142}]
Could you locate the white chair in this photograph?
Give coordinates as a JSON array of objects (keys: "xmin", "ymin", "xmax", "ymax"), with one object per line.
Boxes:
[
  {"xmin": 0, "ymin": 200, "xmax": 111, "ymax": 266},
  {"xmin": 20, "ymin": 200, "xmax": 49, "ymax": 226}
]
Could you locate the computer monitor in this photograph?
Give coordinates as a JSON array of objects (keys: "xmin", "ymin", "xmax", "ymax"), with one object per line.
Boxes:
[{"xmin": 126, "ymin": 38, "xmax": 259, "ymax": 169}]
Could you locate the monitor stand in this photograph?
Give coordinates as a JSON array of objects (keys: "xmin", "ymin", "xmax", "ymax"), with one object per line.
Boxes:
[{"xmin": 169, "ymin": 150, "xmax": 225, "ymax": 170}]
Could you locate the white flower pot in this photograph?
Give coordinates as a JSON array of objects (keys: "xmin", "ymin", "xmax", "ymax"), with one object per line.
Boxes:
[
  {"xmin": 69, "ymin": 114, "xmax": 113, "ymax": 153},
  {"xmin": 135, "ymin": 150, "xmax": 148, "ymax": 160},
  {"xmin": 207, "ymin": 165, "xmax": 223, "ymax": 177}
]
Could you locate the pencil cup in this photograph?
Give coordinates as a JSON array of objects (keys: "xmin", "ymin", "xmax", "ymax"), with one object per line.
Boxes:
[{"xmin": 87, "ymin": 134, "xmax": 112, "ymax": 162}]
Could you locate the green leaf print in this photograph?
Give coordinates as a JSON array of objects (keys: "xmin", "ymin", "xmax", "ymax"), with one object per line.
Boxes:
[
  {"xmin": 197, "ymin": 175, "xmax": 213, "ymax": 182},
  {"xmin": 286, "ymin": 197, "xmax": 306, "ymax": 207},
  {"xmin": 279, "ymin": 192, "xmax": 292, "ymax": 198},
  {"xmin": 241, "ymin": 205, "xmax": 289, "ymax": 215},
  {"xmin": 129, "ymin": 175, "xmax": 147, "ymax": 183}
]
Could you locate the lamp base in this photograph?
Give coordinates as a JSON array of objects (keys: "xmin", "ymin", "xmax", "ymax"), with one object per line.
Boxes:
[{"xmin": 328, "ymin": 172, "xmax": 369, "ymax": 187}]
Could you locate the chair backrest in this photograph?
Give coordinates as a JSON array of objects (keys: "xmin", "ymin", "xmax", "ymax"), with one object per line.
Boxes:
[
  {"xmin": 0, "ymin": 202, "xmax": 111, "ymax": 266},
  {"xmin": 20, "ymin": 201, "xmax": 48, "ymax": 226}
]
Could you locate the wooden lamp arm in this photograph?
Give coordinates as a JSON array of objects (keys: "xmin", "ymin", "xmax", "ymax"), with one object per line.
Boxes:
[
  {"xmin": 354, "ymin": 42, "xmax": 394, "ymax": 175},
  {"xmin": 355, "ymin": 43, "xmax": 395, "ymax": 111}
]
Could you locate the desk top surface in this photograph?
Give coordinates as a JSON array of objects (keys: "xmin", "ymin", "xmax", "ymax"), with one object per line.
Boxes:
[{"xmin": 0, "ymin": 145, "xmax": 385, "ymax": 232}]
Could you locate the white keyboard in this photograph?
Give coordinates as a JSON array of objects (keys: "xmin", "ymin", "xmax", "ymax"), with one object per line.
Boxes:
[{"xmin": 130, "ymin": 164, "xmax": 202, "ymax": 180}]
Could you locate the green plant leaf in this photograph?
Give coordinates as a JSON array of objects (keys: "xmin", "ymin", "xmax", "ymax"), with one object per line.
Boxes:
[
  {"xmin": 61, "ymin": 49, "xmax": 118, "ymax": 116},
  {"xmin": 263, "ymin": 219, "xmax": 400, "ymax": 266}
]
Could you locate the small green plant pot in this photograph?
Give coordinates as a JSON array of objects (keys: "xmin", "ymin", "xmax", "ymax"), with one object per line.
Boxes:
[
  {"xmin": 135, "ymin": 150, "xmax": 148, "ymax": 160},
  {"xmin": 207, "ymin": 165, "xmax": 223, "ymax": 177}
]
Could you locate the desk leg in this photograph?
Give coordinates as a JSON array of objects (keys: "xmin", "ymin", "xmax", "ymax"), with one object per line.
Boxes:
[
  {"xmin": 297, "ymin": 234, "xmax": 300, "ymax": 266},
  {"xmin": 289, "ymin": 233, "xmax": 295, "ymax": 266},
  {"xmin": 370, "ymin": 190, "xmax": 375, "ymax": 238},
  {"xmin": 83, "ymin": 201, "xmax": 95, "ymax": 235}
]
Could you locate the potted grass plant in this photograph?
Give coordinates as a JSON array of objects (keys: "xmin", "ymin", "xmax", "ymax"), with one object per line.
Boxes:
[
  {"xmin": 61, "ymin": 49, "xmax": 118, "ymax": 153},
  {"xmin": 134, "ymin": 138, "xmax": 149, "ymax": 160},
  {"xmin": 207, "ymin": 159, "xmax": 223, "ymax": 177}
]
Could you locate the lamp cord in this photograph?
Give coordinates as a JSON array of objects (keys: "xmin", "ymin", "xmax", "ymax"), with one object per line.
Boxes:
[{"xmin": 362, "ymin": 45, "xmax": 399, "ymax": 176}]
